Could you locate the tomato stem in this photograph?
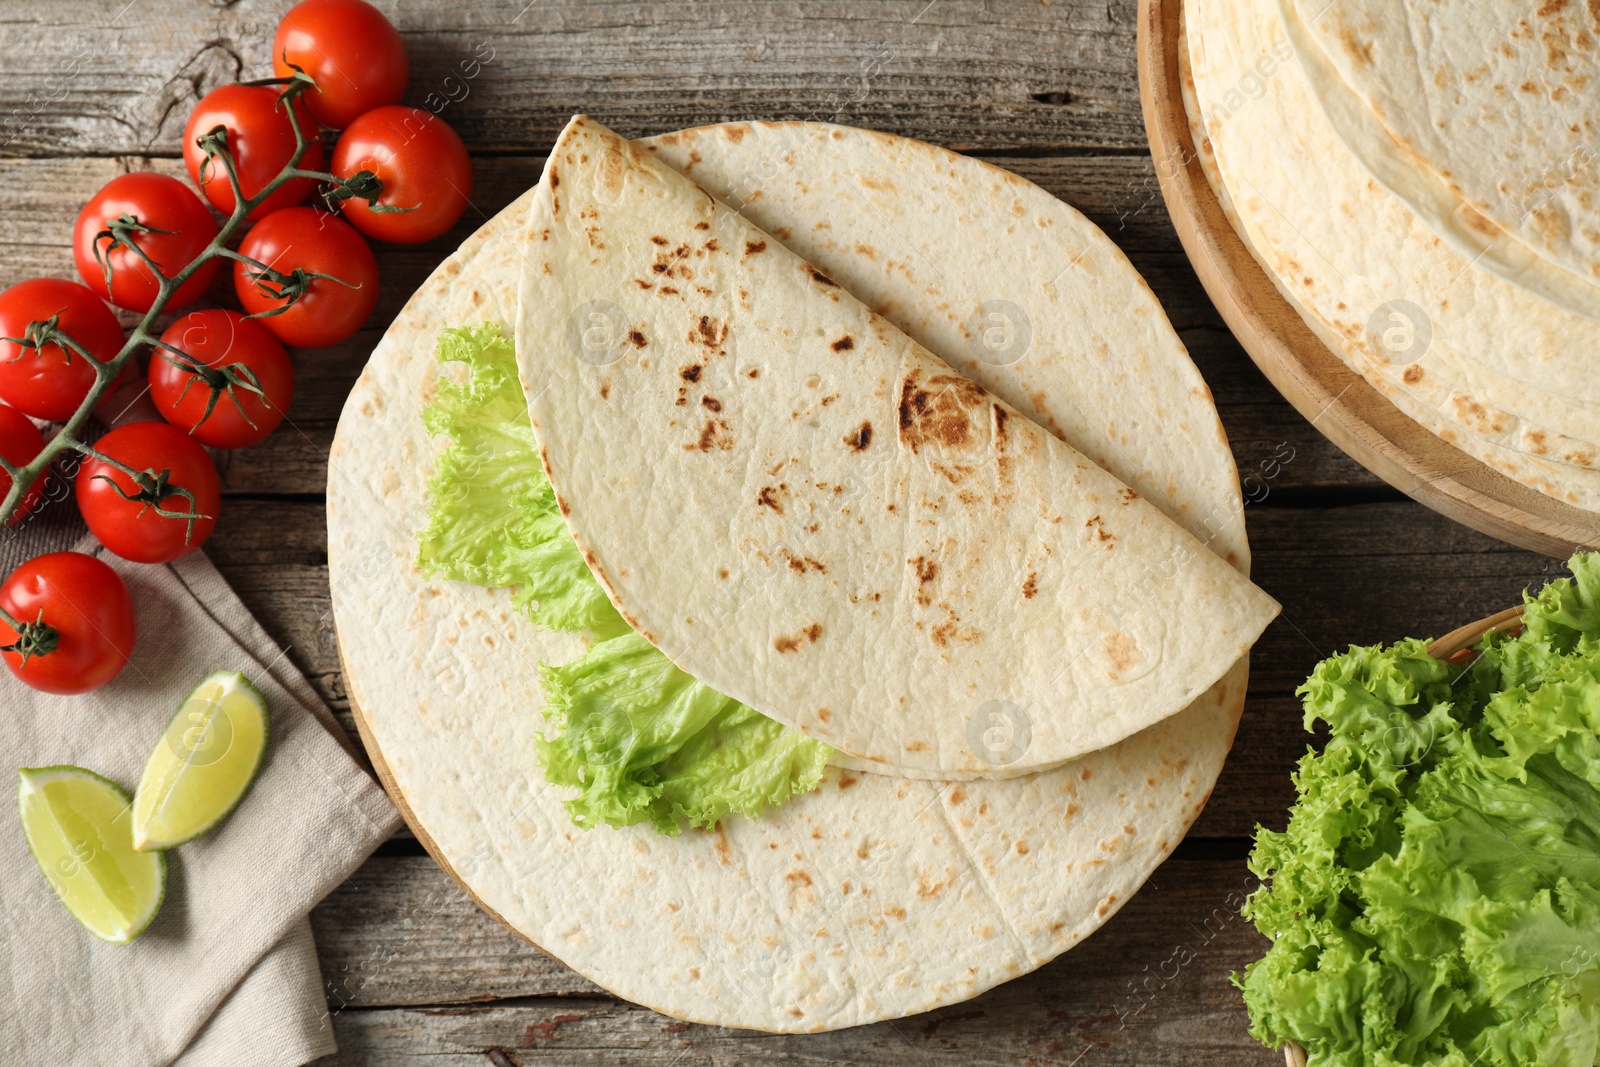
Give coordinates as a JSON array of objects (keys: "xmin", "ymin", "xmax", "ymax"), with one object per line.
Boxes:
[
  {"xmin": 0, "ymin": 607, "xmax": 59, "ymax": 664},
  {"xmin": 77, "ymin": 443, "xmax": 212, "ymax": 545}
]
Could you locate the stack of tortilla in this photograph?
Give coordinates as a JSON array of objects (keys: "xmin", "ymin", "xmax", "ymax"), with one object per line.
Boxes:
[
  {"xmin": 1182, "ymin": 0, "xmax": 1600, "ymax": 511},
  {"xmin": 327, "ymin": 116, "xmax": 1278, "ymax": 1030}
]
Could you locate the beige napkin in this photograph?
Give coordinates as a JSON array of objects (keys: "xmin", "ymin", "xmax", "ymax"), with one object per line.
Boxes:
[{"xmin": 1, "ymin": 539, "xmax": 401, "ymax": 1066}]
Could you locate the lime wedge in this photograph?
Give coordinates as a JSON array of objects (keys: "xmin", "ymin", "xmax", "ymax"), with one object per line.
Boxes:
[
  {"xmin": 131, "ymin": 670, "xmax": 269, "ymax": 851},
  {"xmin": 18, "ymin": 766, "xmax": 166, "ymax": 944}
]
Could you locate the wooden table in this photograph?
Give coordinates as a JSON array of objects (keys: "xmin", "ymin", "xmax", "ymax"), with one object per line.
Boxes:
[{"xmin": 0, "ymin": 2, "xmax": 1562, "ymax": 1062}]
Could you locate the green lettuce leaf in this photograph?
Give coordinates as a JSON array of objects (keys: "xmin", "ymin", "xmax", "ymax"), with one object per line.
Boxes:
[
  {"xmin": 1239, "ymin": 554, "xmax": 1600, "ymax": 1067},
  {"xmin": 417, "ymin": 323, "xmax": 831, "ymax": 834},
  {"xmin": 538, "ymin": 630, "xmax": 831, "ymax": 835}
]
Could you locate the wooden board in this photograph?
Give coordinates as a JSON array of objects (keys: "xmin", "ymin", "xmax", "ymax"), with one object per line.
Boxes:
[{"xmin": 1135, "ymin": 0, "xmax": 1600, "ymax": 558}]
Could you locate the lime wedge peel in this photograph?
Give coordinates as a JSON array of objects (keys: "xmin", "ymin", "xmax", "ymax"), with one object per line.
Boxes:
[
  {"xmin": 18, "ymin": 765, "xmax": 166, "ymax": 944},
  {"xmin": 132, "ymin": 670, "xmax": 270, "ymax": 852}
]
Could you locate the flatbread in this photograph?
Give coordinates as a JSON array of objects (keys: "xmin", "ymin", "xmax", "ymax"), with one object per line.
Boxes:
[
  {"xmin": 328, "ymin": 122, "xmax": 1252, "ymax": 1031},
  {"xmin": 1186, "ymin": 0, "xmax": 1600, "ymax": 511},
  {"xmin": 1288, "ymin": 0, "xmax": 1600, "ymax": 311},
  {"xmin": 514, "ymin": 116, "xmax": 1277, "ymax": 777}
]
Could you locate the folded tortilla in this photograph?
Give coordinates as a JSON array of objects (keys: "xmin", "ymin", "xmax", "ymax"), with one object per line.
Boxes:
[
  {"xmin": 1285, "ymin": 0, "xmax": 1600, "ymax": 317},
  {"xmin": 514, "ymin": 116, "xmax": 1277, "ymax": 777},
  {"xmin": 329, "ymin": 121, "xmax": 1254, "ymax": 1030},
  {"xmin": 1185, "ymin": 0, "xmax": 1600, "ymax": 511}
]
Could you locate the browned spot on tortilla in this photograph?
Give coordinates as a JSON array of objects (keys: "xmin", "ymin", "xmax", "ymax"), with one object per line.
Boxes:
[
  {"xmin": 1016, "ymin": 840, "xmax": 1030, "ymax": 855},
  {"xmin": 599, "ymin": 382, "xmax": 610, "ymax": 400},
  {"xmin": 1540, "ymin": 0, "xmax": 1569, "ymax": 15},
  {"xmin": 909, "ymin": 556, "xmax": 938, "ymax": 605},
  {"xmin": 633, "ymin": 278, "xmax": 653, "ymax": 290},
  {"xmin": 810, "ymin": 268, "xmax": 839, "ymax": 287},
  {"xmin": 786, "ymin": 870, "xmax": 813, "ymax": 887},
  {"xmin": 1065, "ymin": 802, "xmax": 1081, "ymax": 819},
  {"xmin": 628, "ymin": 329, "xmax": 647, "ymax": 348},
  {"xmin": 701, "ymin": 396, "xmax": 722, "ymax": 412},
  {"xmin": 1118, "ymin": 487, "xmax": 1139, "ymax": 504},
  {"xmin": 771, "ymin": 226, "xmax": 792, "ymax": 240},
  {"xmin": 714, "ymin": 828, "xmax": 732, "ymax": 865},
  {"xmin": 680, "ymin": 364, "xmax": 702, "ymax": 382},
  {"xmin": 1103, "ymin": 631, "xmax": 1141, "ymax": 674},
  {"xmin": 885, "ymin": 905, "xmax": 907, "ymax": 920},
  {"xmin": 1085, "ymin": 515, "xmax": 1114, "ymax": 544},
  {"xmin": 1529, "ymin": 429, "xmax": 1550, "ymax": 454},
  {"xmin": 757, "ymin": 484, "xmax": 787, "ymax": 513},
  {"xmin": 1336, "ymin": 23, "xmax": 1374, "ymax": 64},
  {"xmin": 1403, "ymin": 364, "xmax": 1424, "ymax": 384},
  {"xmin": 652, "ymin": 263, "xmax": 669, "ymax": 273},
  {"xmin": 845, "ymin": 422, "xmax": 873, "ymax": 451},
  {"xmin": 688, "ymin": 419, "xmax": 734, "ymax": 452},
  {"xmin": 746, "ymin": 367, "xmax": 760, "ymax": 378},
  {"xmin": 704, "ymin": 239, "xmax": 719, "ymax": 252},
  {"xmin": 694, "ymin": 220, "xmax": 710, "ymax": 231},
  {"xmin": 831, "ymin": 335, "xmax": 855, "ymax": 352},
  {"xmin": 650, "ymin": 235, "xmax": 669, "ymax": 246},
  {"xmin": 549, "ymin": 170, "xmax": 560, "ymax": 188},
  {"xmin": 780, "ymin": 549, "xmax": 827, "ymax": 574},
  {"xmin": 1022, "ymin": 573, "xmax": 1038, "ymax": 599},
  {"xmin": 660, "ymin": 285, "xmax": 679, "ymax": 295},
  {"xmin": 838, "ymin": 771, "xmax": 860, "ymax": 790},
  {"xmin": 1459, "ymin": 204, "xmax": 1503, "ymax": 238},
  {"xmin": 744, "ymin": 240, "xmax": 767, "ymax": 257},
  {"xmin": 693, "ymin": 316, "xmax": 729, "ymax": 348},
  {"xmin": 774, "ymin": 622, "xmax": 824, "ymax": 651},
  {"xmin": 817, "ymin": 707, "xmax": 832, "ymax": 723},
  {"xmin": 898, "ymin": 368, "xmax": 988, "ymax": 453},
  {"xmin": 1095, "ymin": 894, "xmax": 1117, "ymax": 918}
]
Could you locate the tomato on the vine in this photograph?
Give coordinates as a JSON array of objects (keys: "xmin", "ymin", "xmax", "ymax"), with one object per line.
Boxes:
[
  {"xmin": 0, "ymin": 405, "xmax": 47, "ymax": 526},
  {"xmin": 331, "ymin": 107, "xmax": 472, "ymax": 244},
  {"xmin": 0, "ymin": 551, "xmax": 136, "ymax": 695},
  {"xmin": 233, "ymin": 207, "xmax": 379, "ymax": 348},
  {"xmin": 273, "ymin": 0, "xmax": 409, "ymax": 130},
  {"xmin": 151, "ymin": 310, "xmax": 294, "ymax": 449},
  {"xmin": 183, "ymin": 85, "xmax": 325, "ymax": 221},
  {"xmin": 74, "ymin": 173, "xmax": 220, "ymax": 314},
  {"xmin": 0, "ymin": 278, "xmax": 125, "ymax": 421},
  {"xmin": 76, "ymin": 422, "xmax": 220, "ymax": 564}
]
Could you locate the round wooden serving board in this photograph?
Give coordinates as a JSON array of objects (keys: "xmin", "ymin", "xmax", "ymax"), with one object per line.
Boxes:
[{"xmin": 1136, "ymin": 0, "xmax": 1600, "ymax": 557}]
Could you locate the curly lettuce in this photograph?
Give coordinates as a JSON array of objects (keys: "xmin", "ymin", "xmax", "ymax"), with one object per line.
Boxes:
[
  {"xmin": 1240, "ymin": 554, "xmax": 1600, "ymax": 1067},
  {"xmin": 417, "ymin": 324, "xmax": 829, "ymax": 835}
]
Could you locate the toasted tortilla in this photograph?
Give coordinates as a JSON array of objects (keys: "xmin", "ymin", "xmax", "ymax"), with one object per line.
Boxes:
[
  {"xmin": 514, "ymin": 116, "xmax": 1276, "ymax": 777},
  {"xmin": 1185, "ymin": 0, "xmax": 1600, "ymax": 511},
  {"xmin": 329, "ymin": 122, "xmax": 1253, "ymax": 1030}
]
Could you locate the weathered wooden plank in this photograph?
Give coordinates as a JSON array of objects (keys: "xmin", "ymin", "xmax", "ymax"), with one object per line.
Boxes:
[
  {"xmin": 0, "ymin": 0, "xmax": 1144, "ymax": 159},
  {"xmin": 194, "ymin": 497, "xmax": 1549, "ymax": 841},
  {"xmin": 308, "ymin": 855, "xmax": 1277, "ymax": 1063},
  {"xmin": 0, "ymin": 153, "xmax": 1378, "ymax": 493}
]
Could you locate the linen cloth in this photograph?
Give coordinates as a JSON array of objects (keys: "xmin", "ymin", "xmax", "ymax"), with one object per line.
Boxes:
[{"xmin": 1, "ymin": 534, "xmax": 400, "ymax": 1066}]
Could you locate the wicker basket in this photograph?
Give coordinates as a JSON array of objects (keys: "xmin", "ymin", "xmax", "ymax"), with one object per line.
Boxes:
[{"xmin": 1278, "ymin": 603, "xmax": 1526, "ymax": 1067}]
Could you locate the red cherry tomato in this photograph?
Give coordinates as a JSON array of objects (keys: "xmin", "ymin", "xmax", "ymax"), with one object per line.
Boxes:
[
  {"xmin": 0, "ymin": 552, "xmax": 135, "ymax": 695},
  {"xmin": 0, "ymin": 279, "xmax": 124, "ymax": 420},
  {"xmin": 331, "ymin": 106, "xmax": 472, "ymax": 244},
  {"xmin": 273, "ymin": 0, "xmax": 409, "ymax": 130},
  {"xmin": 73, "ymin": 173, "xmax": 221, "ymax": 314},
  {"xmin": 0, "ymin": 405, "xmax": 46, "ymax": 525},
  {"xmin": 151, "ymin": 310, "xmax": 294, "ymax": 449},
  {"xmin": 233, "ymin": 207, "xmax": 379, "ymax": 348},
  {"xmin": 183, "ymin": 85, "xmax": 325, "ymax": 221},
  {"xmin": 76, "ymin": 422, "xmax": 220, "ymax": 564}
]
